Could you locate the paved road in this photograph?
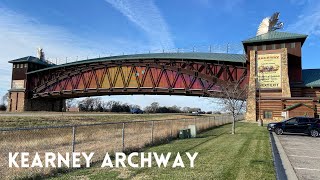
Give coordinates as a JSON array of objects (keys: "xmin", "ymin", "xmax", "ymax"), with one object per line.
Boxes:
[{"xmin": 278, "ymin": 134, "xmax": 320, "ymax": 180}]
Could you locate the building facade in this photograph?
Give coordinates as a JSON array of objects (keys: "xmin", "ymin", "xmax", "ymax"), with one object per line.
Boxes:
[{"xmin": 244, "ymin": 31, "xmax": 320, "ymax": 122}]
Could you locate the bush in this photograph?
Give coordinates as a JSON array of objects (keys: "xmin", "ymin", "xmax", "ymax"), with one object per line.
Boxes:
[{"xmin": 0, "ymin": 104, "xmax": 7, "ymax": 111}]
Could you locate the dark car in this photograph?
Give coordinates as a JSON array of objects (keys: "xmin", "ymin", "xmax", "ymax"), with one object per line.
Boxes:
[
  {"xmin": 267, "ymin": 117, "xmax": 320, "ymax": 137},
  {"xmin": 130, "ymin": 108, "xmax": 143, "ymax": 114}
]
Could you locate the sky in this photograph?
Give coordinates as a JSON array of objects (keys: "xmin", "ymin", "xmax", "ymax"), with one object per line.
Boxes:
[{"xmin": 0, "ymin": 0, "xmax": 320, "ymax": 111}]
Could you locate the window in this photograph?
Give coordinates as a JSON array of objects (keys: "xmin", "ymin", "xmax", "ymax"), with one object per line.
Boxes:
[
  {"xmin": 13, "ymin": 64, "xmax": 16, "ymax": 68},
  {"xmin": 272, "ymin": 44, "xmax": 276, "ymax": 50},
  {"xmin": 24, "ymin": 64, "xmax": 28, "ymax": 68},
  {"xmin": 263, "ymin": 111, "xmax": 272, "ymax": 119},
  {"xmin": 290, "ymin": 42, "xmax": 295, "ymax": 48},
  {"xmin": 281, "ymin": 43, "xmax": 285, "ymax": 48},
  {"xmin": 309, "ymin": 118, "xmax": 318, "ymax": 123},
  {"xmin": 253, "ymin": 46, "xmax": 257, "ymax": 51},
  {"xmin": 298, "ymin": 118, "xmax": 309, "ymax": 123},
  {"xmin": 20, "ymin": 64, "xmax": 23, "ymax": 68},
  {"xmin": 285, "ymin": 118, "xmax": 298, "ymax": 124},
  {"xmin": 262, "ymin": 45, "xmax": 266, "ymax": 50}
]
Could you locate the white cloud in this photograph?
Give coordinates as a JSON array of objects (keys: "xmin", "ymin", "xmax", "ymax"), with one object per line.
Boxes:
[
  {"xmin": 287, "ymin": 1, "xmax": 320, "ymax": 37},
  {"xmin": 289, "ymin": 0, "xmax": 309, "ymax": 6},
  {"xmin": 0, "ymin": 5, "xmax": 219, "ymax": 111},
  {"xmin": 0, "ymin": 6, "xmax": 149, "ymax": 96},
  {"xmin": 0, "ymin": 6, "xmax": 216, "ymax": 111},
  {"xmin": 105, "ymin": 0, "xmax": 174, "ymax": 49}
]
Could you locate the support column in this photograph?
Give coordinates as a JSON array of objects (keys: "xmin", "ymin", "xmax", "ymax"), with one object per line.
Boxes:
[
  {"xmin": 245, "ymin": 50, "xmax": 257, "ymax": 122},
  {"xmin": 7, "ymin": 91, "xmax": 26, "ymax": 112}
]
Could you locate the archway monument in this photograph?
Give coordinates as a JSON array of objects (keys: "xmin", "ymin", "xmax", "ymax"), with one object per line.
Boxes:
[{"xmin": 7, "ymin": 14, "xmax": 320, "ymax": 122}]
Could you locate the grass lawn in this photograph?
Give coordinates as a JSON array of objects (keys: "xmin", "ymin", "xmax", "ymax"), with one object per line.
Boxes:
[
  {"xmin": 0, "ymin": 113, "xmax": 202, "ymax": 128},
  {"xmin": 48, "ymin": 122, "xmax": 275, "ymax": 180}
]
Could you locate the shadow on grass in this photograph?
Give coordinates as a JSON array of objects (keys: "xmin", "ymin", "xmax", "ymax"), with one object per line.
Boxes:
[{"xmin": 180, "ymin": 124, "xmax": 235, "ymax": 154}]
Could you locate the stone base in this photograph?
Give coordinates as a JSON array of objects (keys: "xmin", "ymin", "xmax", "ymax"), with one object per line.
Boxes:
[
  {"xmin": 25, "ymin": 98, "xmax": 66, "ymax": 112},
  {"xmin": 8, "ymin": 91, "xmax": 65, "ymax": 112}
]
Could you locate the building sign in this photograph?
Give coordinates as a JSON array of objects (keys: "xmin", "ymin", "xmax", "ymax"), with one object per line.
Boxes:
[
  {"xmin": 12, "ymin": 80, "xmax": 25, "ymax": 89},
  {"xmin": 257, "ymin": 53, "xmax": 281, "ymax": 89}
]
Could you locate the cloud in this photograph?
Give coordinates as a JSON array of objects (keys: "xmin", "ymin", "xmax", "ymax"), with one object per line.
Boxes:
[
  {"xmin": 0, "ymin": 5, "xmax": 215, "ymax": 111},
  {"xmin": 223, "ymin": 0, "xmax": 244, "ymax": 12},
  {"xmin": 289, "ymin": 0, "xmax": 309, "ymax": 6},
  {"xmin": 105, "ymin": 0, "xmax": 174, "ymax": 49},
  {"xmin": 287, "ymin": 1, "xmax": 320, "ymax": 37},
  {"xmin": 0, "ymin": 6, "xmax": 149, "ymax": 96}
]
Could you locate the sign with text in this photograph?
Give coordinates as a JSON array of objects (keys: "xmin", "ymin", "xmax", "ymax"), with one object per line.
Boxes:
[
  {"xmin": 257, "ymin": 53, "xmax": 281, "ymax": 89},
  {"xmin": 12, "ymin": 80, "xmax": 25, "ymax": 89}
]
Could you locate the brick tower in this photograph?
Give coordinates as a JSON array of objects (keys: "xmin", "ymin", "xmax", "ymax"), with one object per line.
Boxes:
[{"xmin": 7, "ymin": 50, "xmax": 65, "ymax": 112}]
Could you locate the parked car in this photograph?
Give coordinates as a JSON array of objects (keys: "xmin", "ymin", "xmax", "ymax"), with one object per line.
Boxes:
[
  {"xmin": 130, "ymin": 108, "xmax": 143, "ymax": 114},
  {"xmin": 267, "ymin": 117, "xmax": 320, "ymax": 137}
]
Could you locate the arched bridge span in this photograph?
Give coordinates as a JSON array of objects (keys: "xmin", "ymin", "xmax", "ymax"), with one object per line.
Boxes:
[{"xmin": 27, "ymin": 53, "xmax": 248, "ymax": 99}]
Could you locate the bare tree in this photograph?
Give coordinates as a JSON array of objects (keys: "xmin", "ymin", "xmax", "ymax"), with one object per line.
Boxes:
[
  {"xmin": 129, "ymin": 104, "xmax": 141, "ymax": 110},
  {"xmin": 78, "ymin": 97, "xmax": 96, "ymax": 111},
  {"xmin": 144, "ymin": 102, "xmax": 160, "ymax": 113},
  {"xmin": 0, "ymin": 93, "xmax": 8, "ymax": 111},
  {"xmin": 2, "ymin": 92, "xmax": 8, "ymax": 105},
  {"xmin": 66, "ymin": 98, "xmax": 76, "ymax": 108},
  {"xmin": 209, "ymin": 80, "xmax": 247, "ymax": 134}
]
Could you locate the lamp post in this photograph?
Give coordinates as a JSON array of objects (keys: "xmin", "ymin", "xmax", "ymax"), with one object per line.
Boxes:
[
  {"xmin": 255, "ymin": 75, "xmax": 263, "ymax": 126},
  {"xmin": 255, "ymin": 51, "xmax": 263, "ymax": 126}
]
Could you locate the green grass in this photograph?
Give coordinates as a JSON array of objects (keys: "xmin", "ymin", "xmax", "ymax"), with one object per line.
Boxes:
[{"xmin": 47, "ymin": 122, "xmax": 275, "ymax": 180}]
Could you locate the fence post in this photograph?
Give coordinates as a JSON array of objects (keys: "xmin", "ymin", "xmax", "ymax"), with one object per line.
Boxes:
[
  {"xmin": 208, "ymin": 117, "xmax": 210, "ymax": 128},
  {"xmin": 122, "ymin": 123, "xmax": 125, "ymax": 152},
  {"xmin": 72, "ymin": 126, "xmax": 76, "ymax": 153},
  {"xmin": 151, "ymin": 121, "xmax": 154, "ymax": 145},
  {"xmin": 71, "ymin": 126, "xmax": 76, "ymax": 168},
  {"xmin": 170, "ymin": 120, "xmax": 173, "ymax": 139}
]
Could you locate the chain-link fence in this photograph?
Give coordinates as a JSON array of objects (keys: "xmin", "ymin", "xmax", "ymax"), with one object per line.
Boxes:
[{"xmin": 0, "ymin": 115, "xmax": 240, "ymax": 179}]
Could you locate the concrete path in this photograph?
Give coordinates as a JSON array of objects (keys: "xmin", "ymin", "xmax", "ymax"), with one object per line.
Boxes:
[{"xmin": 276, "ymin": 133, "xmax": 320, "ymax": 180}]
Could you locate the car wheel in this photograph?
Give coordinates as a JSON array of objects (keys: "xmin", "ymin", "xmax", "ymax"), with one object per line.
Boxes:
[
  {"xmin": 310, "ymin": 129, "xmax": 319, "ymax": 137},
  {"xmin": 275, "ymin": 128, "xmax": 283, "ymax": 135}
]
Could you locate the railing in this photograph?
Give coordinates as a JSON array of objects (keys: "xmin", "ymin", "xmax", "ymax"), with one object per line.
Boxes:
[
  {"xmin": 44, "ymin": 43, "xmax": 244, "ymax": 65},
  {"xmin": 0, "ymin": 115, "xmax": 239, "ymax": 179}
]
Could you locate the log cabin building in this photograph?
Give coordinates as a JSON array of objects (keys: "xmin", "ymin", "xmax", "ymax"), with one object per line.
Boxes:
[{"xmin": 244, "ymin": 31, "xmax": 320, "ymax": 122}]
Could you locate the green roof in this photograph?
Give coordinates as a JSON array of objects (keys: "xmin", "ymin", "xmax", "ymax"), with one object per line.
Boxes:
[
  {"xmin": 27, "ymin": 52, "xmax": 246, "ymax": 74},
  {"xmin": 284, "ymin": 103, "xmax": 315, "ymax": 111},
  {"xmin": 242, "ymin": 31, "xmax": 307, "ymax": 44},
  {"xmin": 8, "ymin": 56, "xmax": 55, "ymax": 67},
  {"xmin": 302, "ymin": 69, "xmax": 320, "ymax": 88}
]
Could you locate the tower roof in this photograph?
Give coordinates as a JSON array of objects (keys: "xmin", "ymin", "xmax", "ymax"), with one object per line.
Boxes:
[
  {"xmin": 8, "ymin": 56, "xmax": 55, "ymax": 67},
  {"xmin": 242, "ymin": 31, "xmax": 307, "ymax": 45}
]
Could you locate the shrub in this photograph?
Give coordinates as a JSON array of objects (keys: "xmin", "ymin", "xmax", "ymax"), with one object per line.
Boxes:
[{"xmin": 0, "ymin": 104, "xmax": 6, "ymax": 111}]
